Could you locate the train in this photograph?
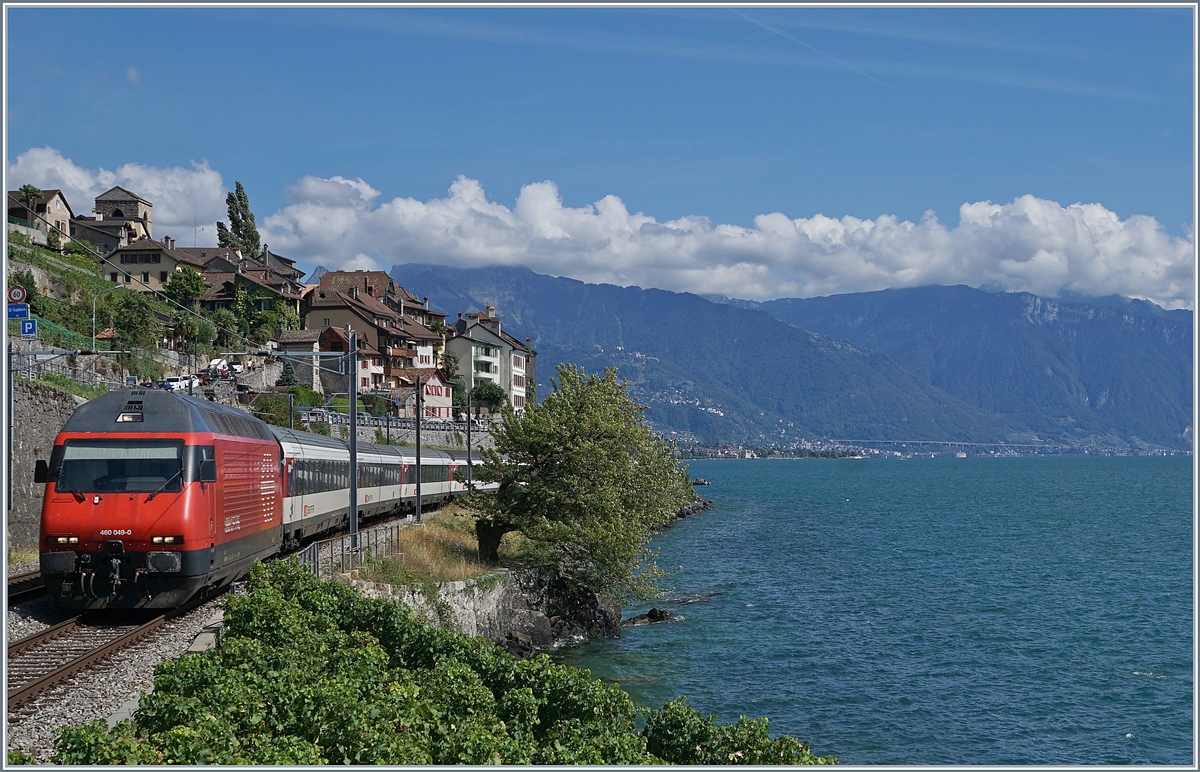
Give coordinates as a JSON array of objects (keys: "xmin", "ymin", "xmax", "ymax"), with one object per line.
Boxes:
[{"xmin": 35, "ymin": 388, "xmax": 488, "ymax": 610}]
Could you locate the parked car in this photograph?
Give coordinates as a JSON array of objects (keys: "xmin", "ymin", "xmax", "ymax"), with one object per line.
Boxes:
[{"xmin": 161, "ymin": 376, "xmax": 199, "ymax": 392}]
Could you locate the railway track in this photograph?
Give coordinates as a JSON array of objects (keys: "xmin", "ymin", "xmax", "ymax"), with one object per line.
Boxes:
[
  {"xmin": 7, "ymin": 611, "xmax": 177, "ymax": 710},
  {"xmin": 8, "ymin": 570, "xmax": 45, "ymax": 604}
]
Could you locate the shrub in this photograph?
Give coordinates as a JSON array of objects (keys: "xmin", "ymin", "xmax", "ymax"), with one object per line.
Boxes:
[{"xmin": 52, "ymin": 559, "xmax": 835, "ymax": 765}]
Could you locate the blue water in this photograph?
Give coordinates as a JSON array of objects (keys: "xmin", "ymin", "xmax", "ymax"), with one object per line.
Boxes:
[{"xmin": 555, "ymin": 457, "xmax": 1194, "ymax": 765}]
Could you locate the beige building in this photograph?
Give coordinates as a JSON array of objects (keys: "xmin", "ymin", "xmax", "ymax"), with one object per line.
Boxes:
[{"xmin": 101, "ymin": 237, "xmax": 187, "ymax": 293}]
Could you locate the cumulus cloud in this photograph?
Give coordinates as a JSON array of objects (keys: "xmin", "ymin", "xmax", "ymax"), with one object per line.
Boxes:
[
  {"xmin": 263, "ymin": 174, "xmax": 1195, "ymax": 310},
  {"xmin": 8, "ymin": 147, "xmax": 1192, "ymax": 308},
  {"xmin": 7, "ymin": 147, "xmax": 226, "ymax": 245}
]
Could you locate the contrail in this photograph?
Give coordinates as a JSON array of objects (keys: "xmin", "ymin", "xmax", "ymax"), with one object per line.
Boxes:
[{"xmin": 734, "ymin": 10, "xmax": 895, "ymax": 91}]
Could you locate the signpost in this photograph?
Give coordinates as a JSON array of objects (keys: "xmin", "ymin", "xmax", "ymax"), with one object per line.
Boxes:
[
  {"xmin": 7, "ymin": 286, "xmax": 26, "ymax": 304},
  {"xmin": 7, "ymin": 304, "xmax": 29, "ymax": 320},
  {"xmin": 19, "ymin": 320, "xmax": 36, "ymax": 339}
]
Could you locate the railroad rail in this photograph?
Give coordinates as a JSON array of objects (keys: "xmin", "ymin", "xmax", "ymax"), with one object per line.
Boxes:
[
  {"xmin": 7, "ymin": 613, "xmax": 169, "ymax": 709},
  {"xmin": 8, "ymin": 570, "xmax": 45, "ymax": 604}
]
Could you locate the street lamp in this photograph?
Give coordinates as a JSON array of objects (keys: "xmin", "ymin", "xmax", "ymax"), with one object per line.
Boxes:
[{"xmin": 91, "ymin": 283, "xmax": 123, "ymax": 382}]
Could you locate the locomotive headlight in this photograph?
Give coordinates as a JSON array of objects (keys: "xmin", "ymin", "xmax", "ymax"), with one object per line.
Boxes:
[
  {"xmin": 152, "ymin": 536, "xmax": 183, "ymax": 544},
  {"xmin": 53, "ymin": 536, "xmax": 78, "ymax": 545}
]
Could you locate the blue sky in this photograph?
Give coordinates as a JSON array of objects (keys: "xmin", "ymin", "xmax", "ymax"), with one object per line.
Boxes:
[{"xmin": 5, "ymin": 6, "xmax": 1196, "ymax": 307}]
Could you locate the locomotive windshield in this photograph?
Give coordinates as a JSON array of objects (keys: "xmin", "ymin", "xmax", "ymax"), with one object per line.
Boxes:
[{"xmin": 55, "ymin": 440, "xmax": 184, "ymax": 494}]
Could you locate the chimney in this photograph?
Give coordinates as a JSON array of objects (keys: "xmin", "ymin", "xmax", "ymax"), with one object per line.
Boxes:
[
  {"xmin": 486, "ymin": 305, "xmax": 495, "ymax": 317},
  {"xmin": 526, "ymin": 337, "xmax": 531, "ymax": 349},
  {"xmin": 423, "ymin": 296, "xmax": 429, "ymax": 309},
  {"xmin": 350, "ymin": 286, "xmax": 359, "ymax": 299},
  {"xmin": 94, "ymin": 210, "xmax": 103, "ymax": 221},
  {"xmin": 457, "ymin": 311, "xmax": 463, "ymax": 320}
]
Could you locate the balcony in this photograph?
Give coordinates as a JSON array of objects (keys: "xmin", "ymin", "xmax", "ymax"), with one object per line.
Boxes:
[{"xmin": 386, "ymin": 346, "xmax": 417, "ymax": 358}]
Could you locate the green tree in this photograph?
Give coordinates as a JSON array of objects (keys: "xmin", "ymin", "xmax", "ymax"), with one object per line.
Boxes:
[
  {"xmin": 164, "ymin": 267, "xmax": 206, "ymax": 310},
  {"xmin": 470, "ymin": 380, "xmax": 507, "ymax": 411},
  {"xmin": 107, "ymin": 291, "xmax": 163, "ymax": 350},
  {"xmin": 216, "ymin": 181, "xmax": 261, "ymax": 259},
  {"xmin": 17, "ymin": 184, "xmax": 41, "ymax": 222},
  {"xmin": 472, "ymin": 365, "xmax": 694, "ymax": 601},
  {"xmin": 209, "ymin": 308, "xmax": 240, "ymax": 348},
  {"xmin": 275, "ymin": 360, "xmax": 299, "ymax": 387},
  {"xmin": 440, "ymin": 349, "xmax": 460, "ymax": 380}
]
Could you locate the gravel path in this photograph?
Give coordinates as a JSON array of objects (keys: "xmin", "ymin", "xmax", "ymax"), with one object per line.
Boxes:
[{"xmin": 6, "ymin": 599, "xmax": 222, "ymax": 763}]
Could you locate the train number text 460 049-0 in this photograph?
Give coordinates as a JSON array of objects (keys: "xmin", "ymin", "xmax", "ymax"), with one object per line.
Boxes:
[{"xmin": 99, "ymin": 529, "xmax": 133, "ymax": 537}]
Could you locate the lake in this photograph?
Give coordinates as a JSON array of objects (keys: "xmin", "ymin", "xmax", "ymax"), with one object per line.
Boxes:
[{"xmin": 555, "ymin": 456, "xmax": 1193, "ymax": 764}]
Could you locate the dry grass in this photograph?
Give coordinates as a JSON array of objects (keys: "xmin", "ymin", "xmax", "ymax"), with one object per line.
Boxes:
[
  {"xmin": 364, "ymin": 506, "xmax": 490, "ymax": 585},
  {"xmin": 361, "ymin": 502, "xmax": 544, "ymax": 587}
]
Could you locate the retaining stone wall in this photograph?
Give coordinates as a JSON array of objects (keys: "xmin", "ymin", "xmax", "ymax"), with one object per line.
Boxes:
[{"xmin": 8, "ymin": 379, "xmax": 85, "ymax": 550}]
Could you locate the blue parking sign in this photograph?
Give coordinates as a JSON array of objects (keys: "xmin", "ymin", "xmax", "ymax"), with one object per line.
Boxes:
[{"xmin": 20, "ymin": 319, "xmax": 36, "ymax": 338}]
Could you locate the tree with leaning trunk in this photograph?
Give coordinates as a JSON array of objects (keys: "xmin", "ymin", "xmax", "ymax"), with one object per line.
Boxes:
[{"xmin": 470, "ymin": 364, "xmax": 694, "ymax": 602}]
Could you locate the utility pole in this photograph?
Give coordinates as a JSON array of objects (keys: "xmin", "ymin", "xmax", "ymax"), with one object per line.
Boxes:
[
  {"xmin": 348, "ymin": 330, "xmax": 358, "ymax": 546},
  {"xmin": 415, "ymin": 373, "xmax": 422, "ymax": 525}
]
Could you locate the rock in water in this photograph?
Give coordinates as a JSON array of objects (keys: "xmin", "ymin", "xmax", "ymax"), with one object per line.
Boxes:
[{"xmin": 623, "ymin": 607, "xmax": 676, "ymax": 626}]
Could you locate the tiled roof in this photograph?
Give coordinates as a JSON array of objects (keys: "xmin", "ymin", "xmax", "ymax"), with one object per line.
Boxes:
[
  {"xmin": 96, "ymin": 185, "xmax": 152, "ymax": 204},
  {"xmin": 277, "ymin": 329, "xmax": 320, "ymax": 344}
]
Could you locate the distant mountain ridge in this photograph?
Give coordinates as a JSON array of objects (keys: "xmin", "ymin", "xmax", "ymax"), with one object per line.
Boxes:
[
  {"xmin": 393, "ymin": 264, "xmax": 1190, "ymax": 449},
  {"xmin": 392, "ymin": 264, "xmax": 1015, "ymax": 445},
  {"xmin": 726, "ymin": 285, "xmax": 1193, "ymax": 449}
]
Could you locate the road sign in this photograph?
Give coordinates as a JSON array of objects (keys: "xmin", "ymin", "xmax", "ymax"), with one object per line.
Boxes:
[
  {"xmin": 7, "ymin": 286, "xmax": 26, "ymax": 304},
  {"xmin": 20, "ymin": 319, "xmax": 36, "ymax": 339},
  {"xmin": 7, "ymin": 303, "xmax": 29, "ymax": 320}
]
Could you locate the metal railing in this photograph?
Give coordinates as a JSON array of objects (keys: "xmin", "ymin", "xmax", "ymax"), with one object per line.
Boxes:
[
  {"xmin": 296, "ymin": 523, "xmax": 404, "ymax": 581},
  {"xmin": 12, "ymin": 350, "xmax": 127, "ymax": 390}
]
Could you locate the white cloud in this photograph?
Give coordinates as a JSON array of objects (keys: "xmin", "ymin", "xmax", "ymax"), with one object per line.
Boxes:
[
  {"xmin": 8, "ymin": 148, "xmax": 1193, "ymax": 308},
  {"xmin": 262, "ymin": 174, "xmax": 1195, "ymax": 310},
  {"xmin": 126, "ymin": 67, "xmax": 141, "ymax": 86},
  {"xmin": 7, "ymin": 147, "xmax": 226, "ymax": 246}
]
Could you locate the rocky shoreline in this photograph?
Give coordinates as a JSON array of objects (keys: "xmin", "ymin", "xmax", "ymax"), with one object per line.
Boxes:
[{"xmin": 354, "ymin": 497, "xmax": 716, "ymax": 657}]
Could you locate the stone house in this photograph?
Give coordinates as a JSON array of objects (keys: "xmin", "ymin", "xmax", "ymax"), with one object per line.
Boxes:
[
  {"xmin": 275, "ymin": 329, "xmax": 322, "ymax": 392},
  {"xmin": 71, "ymin": 186, "xmax": 153, "ymax": 254}
]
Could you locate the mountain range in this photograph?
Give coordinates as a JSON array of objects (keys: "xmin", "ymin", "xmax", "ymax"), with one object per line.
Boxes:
[{"xmin": 391, "ymin": 263, "xmax": 1193, "ymax": 450}]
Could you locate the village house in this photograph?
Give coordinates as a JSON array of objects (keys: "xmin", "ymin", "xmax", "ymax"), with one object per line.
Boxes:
[
  {"xmin": 303, "ymin": 278, "xmax": 443, "ymax": 389},
  {"xmin": 445, "ymin": 305, "xmax": 535, "ymax": 412},
  {"xmin": 198, "ymin": 268, "xmax": 303, "ymax": 317},
  {"xmin": 312, "ymin": 269, "xmax": 447, "ymax": 328},
  {"xmin": 319, "ymin": 325, "xmax": 384, "ymax": 392},
  {"xmin": 7, "ymin": 188, "xmax": 74, "ymax": 246},
  {"xmin": 102, "ymin": 237, "xmax": 188, "ymax": 293},
  {"xmin": 398, "ymin": 368, "xmax": 454, "ymax": 419}
]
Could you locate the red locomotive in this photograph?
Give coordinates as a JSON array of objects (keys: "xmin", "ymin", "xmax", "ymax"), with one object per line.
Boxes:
[
  {"xmin": 36, "ymin": 389, "xmax": 282, "ymax": 608},
  {"xmin": 37, "ymin": 389, "xmax": 475, "ymax": 609}
]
